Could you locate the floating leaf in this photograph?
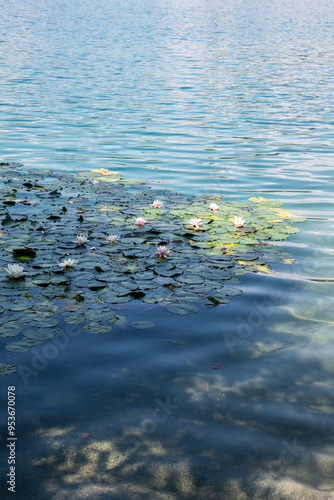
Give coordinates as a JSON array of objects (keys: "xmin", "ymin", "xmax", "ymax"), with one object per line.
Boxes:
[
  {"xmin": 166, "ymin": 302, "xmax": 199, "ymax": 315},
  {"xmin": 0, "ymin": 324, "xmax": 22, "ymax": 337},
  {"xmin": 266, "ymin": 230, "xmax": 288, "ymax": 241},
  {"xmin": 30, "ymin": 318, "xmax": 59, "ymax": 328},
  {"xmin": 63, "ymin": 314, "xmax": 85, "ymax": 325},
  {"xmin": 175, "ymin": 275, "xmax": 205, "ymax": 285},
  {"xmin": 24, "ymin": 328, "xmax": 58, "ymax": 340},
  {"xmin": 219, "ymin": 287, "xmax": 243, "ymax": 297},
  {"xmin": 277, "ymin": 224, "xmax": 300, "ymax": 234},
  {"xmin": 0, "ymin": 299, "xmax": 31, "ymax": 311},
  {"xmin": 110, "ymin": 303, "xmax": 129, "ymax": 311},
  {"xmin": 83, "ymin": 322, "xmax": 112, "ymax": 334},
  {"xmin": 0, "ymin": 363, "xmax": 17, "ymax": 375},
  {"xmin": 131, "ymin": 321, "xmax": 155, "ymax": 329},
  {"xmin": 99, "ymin": 290, "xmax": 118, "ymax": 303},
  {"xmin": 5, "ymin": 338, "xmax": 40, "ymax": 352},
  {"xmin": 58, "ymin": 242, "xmax": 78, "ymax": 249},
  {"xmin": 88, "ymin": 281, "xmax": 107, "ymax": 291},
  {"xmin": 31, "ymin": 275, "xmax": 51, "ymax": 286}
]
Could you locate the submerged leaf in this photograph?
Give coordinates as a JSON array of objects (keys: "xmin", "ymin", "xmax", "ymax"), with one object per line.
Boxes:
[
  {"xmin": 131, "ymin": 321, "xmax": 155, "ymax": 329},
  {"xmin": 84, "ymin": 322, "xmax": 112, "ymax": 334},
  {"xmin": 24, "ymin": 328, "xmax": 58, "ymax": 340},
  {"xmin": 0, "ymin": 363, "xmax": 17, "ymax": 375},
  {"xmin": 5, "ymin": 338, "xmax": 40, "ymax": 352},
  {"xmin": 166, "ymin": 302, "xmax": 199, "ymax": 315}
]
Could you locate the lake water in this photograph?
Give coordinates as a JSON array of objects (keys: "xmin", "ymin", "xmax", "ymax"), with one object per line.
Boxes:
[{"xmin": 0, "ymin": 0, "xmax": 334, "ymax": 498}]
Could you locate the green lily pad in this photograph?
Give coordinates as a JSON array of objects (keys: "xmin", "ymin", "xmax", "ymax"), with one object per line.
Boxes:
[
  {"xmin": 112, "ymin": 295, "xmax": 133, "ymax": 303},
  {"xmin": 266, "ymin": 230, "xmax": 289, "ymax": 241},
  {"xmin": 166, "ymin": 302, "xmax": 199, "ymax": 315},
  {"xmin": 31, "ymin": 275, "xmax": 51, "ymax": 286},
  {"xmin": 83, "ymin": 322, "xmax": 112, "ymax": 334},
  {"xmin": 51, "ymin": 276, "xmax": 72, "ymax": 285},
  {"xmin": 218, "ymin": 287, "xmax": 243, "ymax": 297},
  {"xmin": 88, "ymin": 281, "xmax": 107, "ymax": 291},
  {"xmin": 141, "ymin": 293, "xmax": 166, "ymax": 303},
  {"xmin": 170, "ymin": 291, "xmax": 203, "ymax": 303},
  {"xmin": 30, "ymin": 318, "xmax": 59, "ymax": 328},
  {"xmin": 0, "ymin": 324, "xmax": 22, "ymax": 337},
  {"xmin": 63, "ymin": 314, "xmax": 85, "ymax": 325},
  {"xmin": 5, "ymin": 338, "xmax": 40, "ymax": 352},
  {"xmin": 277, "ymin": 224, "xmax": 300, "ymax": 234},
  {"xmin": 0, "ymin": 363, "xmax": 17, "ymax": 375},
  {"xmin": 251, "ymin": 200, "xmax": 284, "ymax": 208},
  {"xmin": 24, "ymin": 328, "xmax": 58, "ymax": 340},
  {"xmin": 175, "ymin": 275, "xmax": 205, "ymax": 285},
  {"xmin": 131, "ymin": 321, "xmax": 155, "ymax": 329},
  {"xmin": 0, "ymin": 299, "xmax": 31, "ymax": 311},
  {"xmin": 99, "ymin": 290, "xmax": 118, "ymax": 303}
]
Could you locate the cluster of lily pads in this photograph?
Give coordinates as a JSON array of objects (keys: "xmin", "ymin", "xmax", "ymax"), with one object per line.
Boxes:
[{"xmin": 0, "ymin": 163, "xmax": 305, "ymax": 373}]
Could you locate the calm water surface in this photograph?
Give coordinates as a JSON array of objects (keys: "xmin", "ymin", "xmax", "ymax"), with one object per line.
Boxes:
[{"xmin": 0, "ymin": 0, "xmax": 334, "ymax": 498}]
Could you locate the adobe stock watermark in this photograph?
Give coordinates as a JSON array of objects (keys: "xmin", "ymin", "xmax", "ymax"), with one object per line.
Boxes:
[
  {"xmin": 222, "ymin": 288, "xmax": 285, "ymax": 354},
  {"xmin": 7, "ymin": 324, "xmax": 82, "ymax": 386},
  {"xmin": 247, "ymin": 437, "xmax": 305, "ymax": 489},
  {"xmin": 294, "ymin": 230, "xmax": 334, "ymax": 280},
  {"xmin": 247, "ymin": 414, "xmax": 334, "ymax": 493},
  {"xmin": 119, "ymin": 396, "xmax": 179, "ymax": 456}
]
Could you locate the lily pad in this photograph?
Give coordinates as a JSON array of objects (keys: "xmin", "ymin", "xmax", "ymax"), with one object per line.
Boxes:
[
  {"xmin": 24, "ymin": 328, "xmax": 58, "ymax": 340},
  {"xmin": 0, "ymin": 299, "xmax": 32, "ymax": 311},
  {"xmin": 31, "ymin": 275, "xmax": 51, "ymax": 286},
  {"xmin": 166, "ymin": 302, "xmax": 199, "ymax": 315},
  {"xmin": 131, "ymin": 321, "xmax": 155, "ymax": 329},
  {"xmin": 30, "ymin": 318, "xmax": 59, "ymax": 328},
  {"xmin": 0, "ymin": 363, "xmax": 17, "ymax": 375},
  {"xmin": 5, "ymin": 338, "xmax": 40, "ymax": 352},
  {"xmin": 83, "ymin": 322, "xmax": 112, "ymax": 334},
  {"xmin": 0, "ymin": 324, "xmax": 22, "ymax": 337},
  {"xmin": 63, "ymin": 314, "xmax": 85, "ymax": 325},
  {"xmin": 219, "ymin": 287, "xmax": 243, "ymax": 297},
  {"xmin": 99, "ymin": 290, "xmax": 118, "ymax": 303}
]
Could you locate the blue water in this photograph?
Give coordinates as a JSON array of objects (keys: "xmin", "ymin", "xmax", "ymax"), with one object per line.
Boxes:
[{"xmin": 1, "ymin": 0, "xmax": 334, "ymax": 498}]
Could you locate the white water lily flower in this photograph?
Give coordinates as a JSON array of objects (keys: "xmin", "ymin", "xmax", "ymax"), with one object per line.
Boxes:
[
  {"xmin": 151, "ymin": 199, "xmax": 164, "ymax": 208},
  {"xmin": 156, "ymin": 246, "xmax": 170, "ymax": 258},
  {"xmin": 209, "ymin": 203, "xmax": 220, "ymax": 211},
  {"xmin": 74, "ymin": 235, "xmax": 88, "ymax": 245},
  {"xmin": 5, "ymin": 264, "xmax": 26, "ymax": 278},
  {"xmin": 189, "ymin": 217, "xmax": 202, "ymax": 229},
  {"xmin": 232, "ymin": 216, "xmax": 245, "ymax": 228},
  {"xmin": 58, "ymin": 258, "xmax": 78, "ymax": 268},
  {"xmin": 135, "ymin": 217, "xmax": 147, "ymax": 226},
  {"xmin": 106, "ymin": 234, "xmax": 121, "ymax": 243}
]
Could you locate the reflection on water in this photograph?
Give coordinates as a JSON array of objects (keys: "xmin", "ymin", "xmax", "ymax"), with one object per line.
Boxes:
[{"xmin": 0, "ymin": 0, "xmax": 334, "ymax": 498}]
